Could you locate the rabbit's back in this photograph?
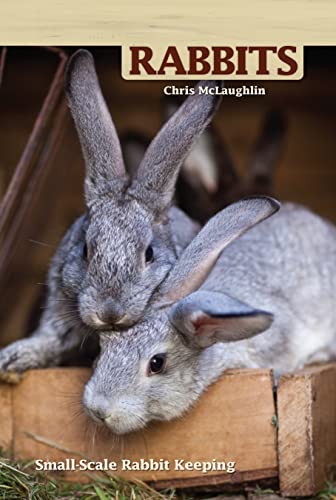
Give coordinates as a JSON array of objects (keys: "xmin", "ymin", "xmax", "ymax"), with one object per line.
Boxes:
[{"xmin": 203, "ymin": 203, "xmax": 336, "ymax": 375}]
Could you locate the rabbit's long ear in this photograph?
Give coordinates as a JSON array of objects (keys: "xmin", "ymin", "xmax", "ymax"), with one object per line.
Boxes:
[
  {"xmin": 130, "ymin": 81, "xmax": 222, "ymax": 211},
  {"xmin": 157, "ymin": 197, "xmax": 280, "ymax": 304},
  {"xmin": 162, "ymin": 97, "xmax": 224, "ymax": 194},
  {"xmin": 246, "ymin": 110, "xmax": 287, "ymax": 189},
  {"xmin": 169, "ymin": 291, "xmax": 273, "ymax": 347},
  {"xmin": 65, "ymin": 50, "xmax": 126, "ymax": 198}
]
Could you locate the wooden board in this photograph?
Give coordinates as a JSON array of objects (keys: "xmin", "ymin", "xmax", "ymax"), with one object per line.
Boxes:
[
  {"xmin": 1, "ymin": 363, "xmax": 335, "ymax": 494},
  {"xmin": 9, "ymin": 367, "xmax": 277, "ymax": 487},
  {"xmin": 0, "ymin": 382, "xmax": 13, "ymax": 450},
  {"xmin": 277, "ymin": 363, "xmax": 336, "ymax": 497}
]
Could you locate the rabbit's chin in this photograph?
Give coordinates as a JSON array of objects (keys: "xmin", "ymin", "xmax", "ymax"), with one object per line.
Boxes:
[{"xmin": 103, "ymin": 415, "xmax": 147, "ymax": 435}]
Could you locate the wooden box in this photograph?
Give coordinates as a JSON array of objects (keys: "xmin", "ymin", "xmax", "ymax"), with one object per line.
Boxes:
[{"xmin": 0, "ymin": 364, "xmax": 335, "ymax": 496}]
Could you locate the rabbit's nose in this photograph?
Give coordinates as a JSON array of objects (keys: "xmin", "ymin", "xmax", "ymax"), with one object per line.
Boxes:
[
  {"xmin": 97, "ymin": 299, "xmax": 126, "ymax": 325},
  {"xmin": 85, "ymin": 403, "xmax": 113, "ymax": 424},
  {"xmin": 90, "ymin": 407, "xmax": 106, "ymax": 422},
  {"xmin": 82, "ymin": 387, "xmax": 112, "ymax": 423}
]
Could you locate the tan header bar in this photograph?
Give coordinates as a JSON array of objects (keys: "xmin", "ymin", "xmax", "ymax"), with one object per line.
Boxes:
[{"xmin": 0, "ymin": 0, "xmax": 335, "ymax": 46}]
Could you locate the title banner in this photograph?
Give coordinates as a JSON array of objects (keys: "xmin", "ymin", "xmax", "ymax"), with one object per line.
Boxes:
[
  {"xmin": 0, "ymin": 0, "xmax": 335, "ymax": 81},
  {"xmin": 122, "ymin": 45, "xmax": 303, "ymax": 80}
]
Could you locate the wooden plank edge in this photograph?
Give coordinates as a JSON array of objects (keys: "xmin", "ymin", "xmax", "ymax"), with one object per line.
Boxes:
[
  {"xmin": 151, "ymin": 466, "xmax": 278, "ymax": 490},
  {"xmin": 277, "ymin": 371, "xmax": 314, "ymax": 497},
  {"xmin": 0, "ymin": 381, "xmax": 14, "ymax": 454},
  {"xmin": 278, "ymin": 363, "xmax": 336, "ymax": 496}
]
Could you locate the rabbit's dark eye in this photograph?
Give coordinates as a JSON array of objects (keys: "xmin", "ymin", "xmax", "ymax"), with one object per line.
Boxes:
[
  {"xmin": 82, "ymin": 243, "xmax": 88, "ymax": 260},
  {"xmin": 148, "ymin": 354, "xmax": 166, "ymax": 376},
  {"xmin": 145, "ymin": 245, "xmax": 154, "ymax": 264}
]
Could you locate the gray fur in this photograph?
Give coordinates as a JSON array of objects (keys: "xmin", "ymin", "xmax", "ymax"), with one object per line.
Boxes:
[
  {"xmin": 82, "ymin": 200, "xmax": 336, "ymax": 434},
  {"xmin": 129, "ymin": 80, "xmax": 222, "ymax": 212},
  {"xmin": 162, "ymin": 98, "xmax": 286, "ymax": 223},
  {"xmin": 0, "ymin": 49, "xmax": 228, "ymax": 370},
  {"xmin": 0, "ymin": 217, "xmax": 92, "ymax": 371},
  {"xmin": 65, "ymin": 50, "xmax": 215, "ymax": 328},
  {"xmin": 169, "ymin": 291, "xmax": 273, "ymax": 347},
  {"xmin": 157, "ymin": 197, "xmax": 280, "ymax": 303},
  {"xmin": 65, "ymin": 50, "xmax": 126, "ymax": 200}
]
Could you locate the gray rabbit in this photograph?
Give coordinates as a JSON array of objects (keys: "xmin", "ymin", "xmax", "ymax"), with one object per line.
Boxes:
[
  {"xmin": 82, "ymin": 197, "xmax": 336, "ymax": 434},
  {"xmin": 64, "ymin": 50, "xmax": 208, "ymax": 329},
  {"xmin": 0, "ymin": 50, "xmax": 227, "ymax": 372}
]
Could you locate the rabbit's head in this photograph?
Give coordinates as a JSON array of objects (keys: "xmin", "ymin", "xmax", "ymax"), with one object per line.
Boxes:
[
  {"xmin": 65, "ymin": 50, "xmax": 220, "ymax": 328},
  {"xmin": 56, "ymin": 215, "xmax": 89, "ymax": 298},
  {"xmin": 82, "ymin": 197, "xmax": 279, "ymax": 434}
]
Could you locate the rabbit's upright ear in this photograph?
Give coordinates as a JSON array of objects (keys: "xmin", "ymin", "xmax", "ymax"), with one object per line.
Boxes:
[
  {"xmin": 158, "ymin": 197, "xmax": 280, "ymax": 304},
  {"xmin": 246, "ymin": 110, "xmax": 287, "ymax": 189},
  {"xmin": 130, "ymin": 81, "xmax": 222, "ymax": 212},
  {"xmin": 169, "ymin": 291, "xmax": 273, "ymax": 347},
  {"xmin": 65, "ymin": 50, "xmax": 126, "ymax": 200},
  {"xmin": 162, "ymin": 97, "xmax": 224, "ymax": 194}
]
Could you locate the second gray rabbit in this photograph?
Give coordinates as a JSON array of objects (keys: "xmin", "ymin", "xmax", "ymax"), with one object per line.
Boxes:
[{"xmin": 81, "ymin": 198, "xmax": 336, "ymax": 434}]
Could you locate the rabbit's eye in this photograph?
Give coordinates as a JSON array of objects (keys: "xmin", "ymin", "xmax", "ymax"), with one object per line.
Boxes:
[
  {"xmin": 82, "ymin": 243, "xmax": 88, "ymax": 260},
  {"xmin": 145, "ymin": 245, "xmax": 154, "ymax": 264},
  {"xmin": 148, "ymin": 353, "xmax": 166, "ymax": 376}
]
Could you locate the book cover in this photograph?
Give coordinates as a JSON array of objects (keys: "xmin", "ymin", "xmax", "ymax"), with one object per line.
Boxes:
[{"xmin": 0, "ymin": 5, "xmax": 335, "ymax": 499}]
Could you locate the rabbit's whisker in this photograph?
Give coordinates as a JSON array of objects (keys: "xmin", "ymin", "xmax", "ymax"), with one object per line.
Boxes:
[{"xmin": 28, "ymin": 239, "xmax": 56, "ymax": 248}]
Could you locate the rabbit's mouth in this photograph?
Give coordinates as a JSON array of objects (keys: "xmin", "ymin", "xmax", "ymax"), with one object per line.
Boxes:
[
  {"xmin": 82, "ymin": 385, "xmax": 147, "ymax": 434},
  {"xmin": 94, "ymin": 312, "xmax": 129, "ymax": 328},
  {"xmin": 83, "ymin": 312, "xmax": 139, "ymax": 331},
  {"xmin": 79, "ymin": 288, "xmax": 148, "ymax": 330},
  {"xmin": 113, "ymin": 314, "xmax": 128, "ymax": 326}
]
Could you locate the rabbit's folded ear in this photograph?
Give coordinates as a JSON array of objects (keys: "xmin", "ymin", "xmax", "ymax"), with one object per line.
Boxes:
[
  {"xmin": 169, "ymin": 291, "xmax": 273, "ymax": 347},
  {"xmin": 157, "ymin": 196, "xmax": 280, "ymax": 304},
  {"xmin": 129, "ymin": 81, "xmax": 222, "ymax": 212},
  {"xmin": 65, "ymin": 50, "xmax": 126, "ymax": 199}
]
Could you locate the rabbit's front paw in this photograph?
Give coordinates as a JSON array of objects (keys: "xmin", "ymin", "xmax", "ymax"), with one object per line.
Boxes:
[
  {"xmin": 0, "ymin": 371, "xmax": 22, "ymax": 384},
  {"xmin": 0, "ymin": 338, "xmax": 47, "ymax": 375}
]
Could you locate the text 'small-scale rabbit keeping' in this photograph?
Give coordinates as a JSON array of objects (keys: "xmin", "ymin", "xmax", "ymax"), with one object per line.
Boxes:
[{"xmin": 1, "ymin": 50, "xmax": 336, "ymax": 435}]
